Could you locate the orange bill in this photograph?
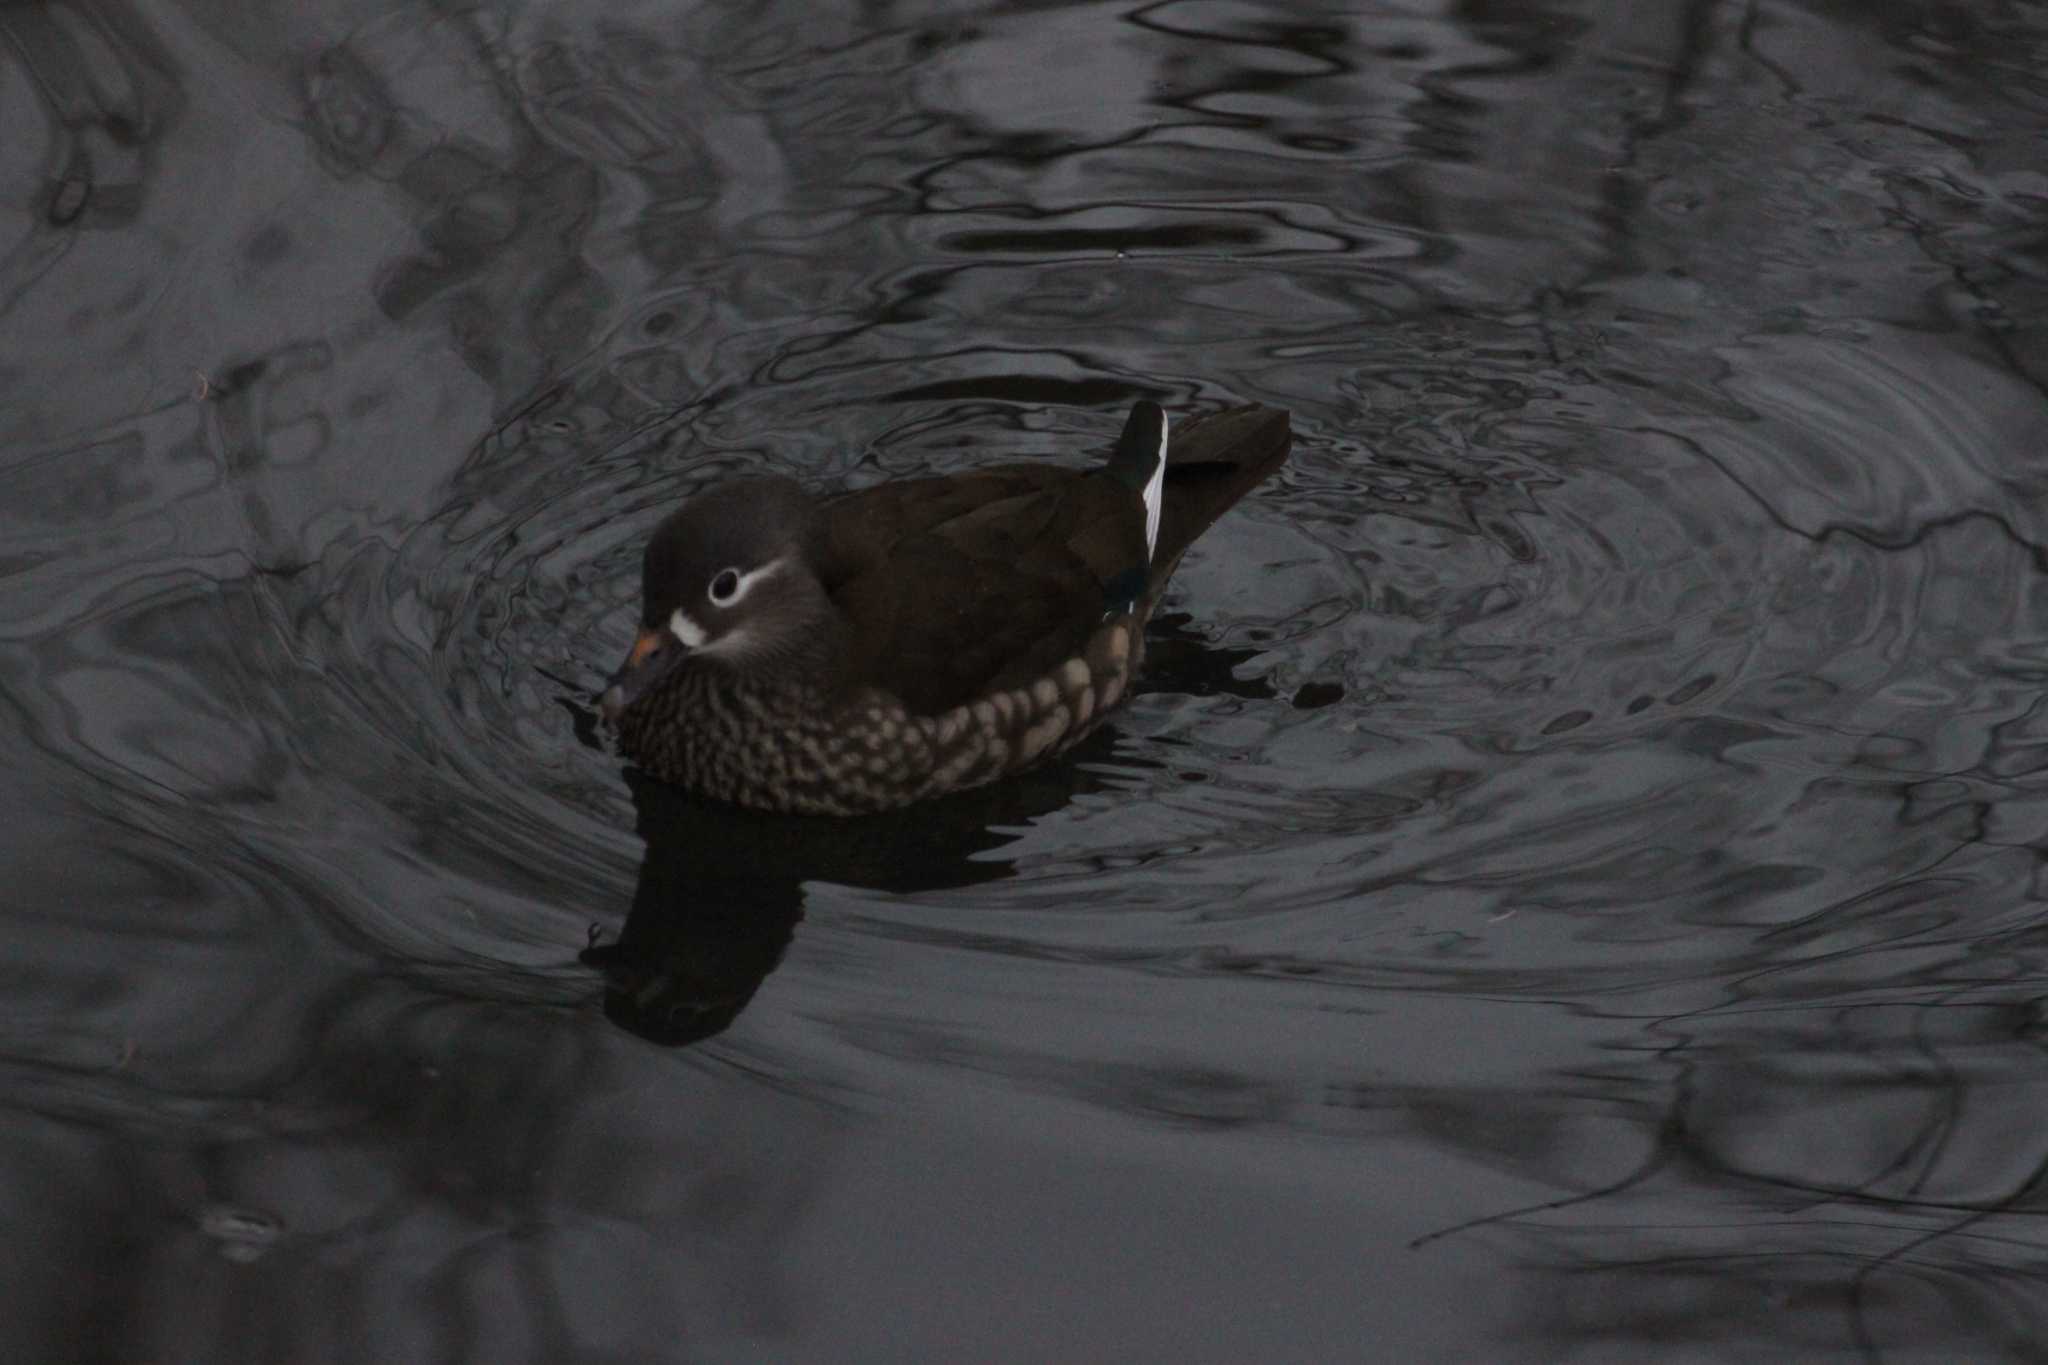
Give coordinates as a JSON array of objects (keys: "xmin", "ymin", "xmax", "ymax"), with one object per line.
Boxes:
[{"xmin": 625, "ymin": 627, "xmax": 664, "ymax": 670}]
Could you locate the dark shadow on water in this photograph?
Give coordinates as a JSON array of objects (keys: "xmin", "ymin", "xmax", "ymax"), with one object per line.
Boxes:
[
  {"xmin": 581, "ymin": 620, "xmax": 1278, "ymax": 1047},
  {"xmin": 579, "ymin": 762, "xmax": 1080, "ymax": 1047}
]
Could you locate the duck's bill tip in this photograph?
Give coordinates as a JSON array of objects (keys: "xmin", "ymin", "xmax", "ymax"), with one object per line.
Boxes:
[
  {"xmin": 626, "ymin": 627, "xmax": 664, "ymax": 669},
  {"xmin": 601, "ymin": 627, "xmax": 684, "ymax": 724}
]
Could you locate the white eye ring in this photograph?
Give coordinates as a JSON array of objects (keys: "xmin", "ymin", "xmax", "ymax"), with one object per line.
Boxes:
[{"xmin": 703, "ymin": 559, "xmax": 783, "ymax": 615}]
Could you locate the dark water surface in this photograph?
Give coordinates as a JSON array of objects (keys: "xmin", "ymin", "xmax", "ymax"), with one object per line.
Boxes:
[{"xmin": 5, "ymin": 1, "xmax": 2048, "ymax": 1359}]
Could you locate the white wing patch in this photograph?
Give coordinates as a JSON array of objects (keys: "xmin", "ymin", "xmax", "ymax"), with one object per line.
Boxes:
[{"xmin": 1141, "ymin": 411, "xmax": 1168, "ymax": 558}]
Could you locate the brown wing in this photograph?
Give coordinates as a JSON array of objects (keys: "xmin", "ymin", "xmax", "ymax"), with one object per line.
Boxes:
[{"xmin": 812, "ymin": 464, "xmax": 1148, "ymax": 715}]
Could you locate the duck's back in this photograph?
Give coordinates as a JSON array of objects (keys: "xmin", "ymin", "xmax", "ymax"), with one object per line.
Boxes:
[{"xmin": 813, "ymin": 465, "xmax": 1146, "ymax": 716}]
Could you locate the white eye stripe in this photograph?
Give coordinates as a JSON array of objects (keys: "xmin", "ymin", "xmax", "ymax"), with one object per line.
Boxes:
[
  {"xmin": 669, "ymin": 558, "xmax": 784, "ymax": 652},
  {"xmin": 707, "ymin": 559, "xmax": 783, "ymax": 609},
  {"xmin": 668, "ymin": 607, "xmax": 707, "ymax": 649}
]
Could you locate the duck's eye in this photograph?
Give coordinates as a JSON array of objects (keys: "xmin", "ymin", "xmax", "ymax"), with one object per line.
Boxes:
[{"xmin": 708, "ymin": 568, "xmax": 742, "ymax": 605}]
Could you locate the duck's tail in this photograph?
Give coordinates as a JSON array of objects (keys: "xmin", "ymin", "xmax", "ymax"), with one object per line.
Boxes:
[{"xmin": 1149, "ymin": 403, "xmax": 1291, "ymax": 580}]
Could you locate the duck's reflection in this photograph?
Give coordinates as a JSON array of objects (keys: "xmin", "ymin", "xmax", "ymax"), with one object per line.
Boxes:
[
  {"xmin": 581, "ymin": 772, "xmax": 801, "ymax": 1046},
  {"xmin": 583, "ymin": 734, "xmax": 1112, "ymax": 1046},
  {"xmin": 584, "ymin": 620, "xmax": 1281, "ymax": 1046}
]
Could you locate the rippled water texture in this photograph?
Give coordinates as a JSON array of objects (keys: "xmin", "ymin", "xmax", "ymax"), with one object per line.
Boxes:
[{"xmin": 5, "ymin": 1, "xmax": 2048, "ymax": 1359}]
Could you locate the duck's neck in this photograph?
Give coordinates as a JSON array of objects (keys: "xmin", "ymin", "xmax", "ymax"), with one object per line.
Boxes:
[{"xmin": 699, "ymin": 604, "xmax": 853, "ymax": 705}]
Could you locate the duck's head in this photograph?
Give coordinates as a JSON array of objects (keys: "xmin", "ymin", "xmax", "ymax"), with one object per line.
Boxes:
[{"xmin": 600, "ymin": 475, "xmax": 829, "ymax": 722}]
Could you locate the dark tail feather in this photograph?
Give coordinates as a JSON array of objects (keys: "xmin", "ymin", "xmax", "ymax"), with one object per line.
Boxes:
[
  {"xmin": 1102, "ymin": 400, "xmax": 1168, "ymax": 491},
  {"xmin": 1150, "ymin": 404, "xmax": 1291, "ymax": 579}
]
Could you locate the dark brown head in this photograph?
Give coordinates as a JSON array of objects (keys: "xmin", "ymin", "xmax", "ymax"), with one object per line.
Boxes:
[{"xmin": 600, "ymin": 476, "xmax": 836, "ymax": 721}]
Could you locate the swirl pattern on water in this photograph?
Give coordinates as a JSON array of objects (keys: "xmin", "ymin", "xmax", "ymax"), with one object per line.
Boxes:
[{"xmin": 3, "ymin": 0, "xmax": 2048, "ymax": 1357}]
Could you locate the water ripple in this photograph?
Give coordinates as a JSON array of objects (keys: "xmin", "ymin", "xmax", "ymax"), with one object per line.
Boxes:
[{"xmin": 5, "ymin": 0, "xmax": 2048, "ymax": 1356}]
